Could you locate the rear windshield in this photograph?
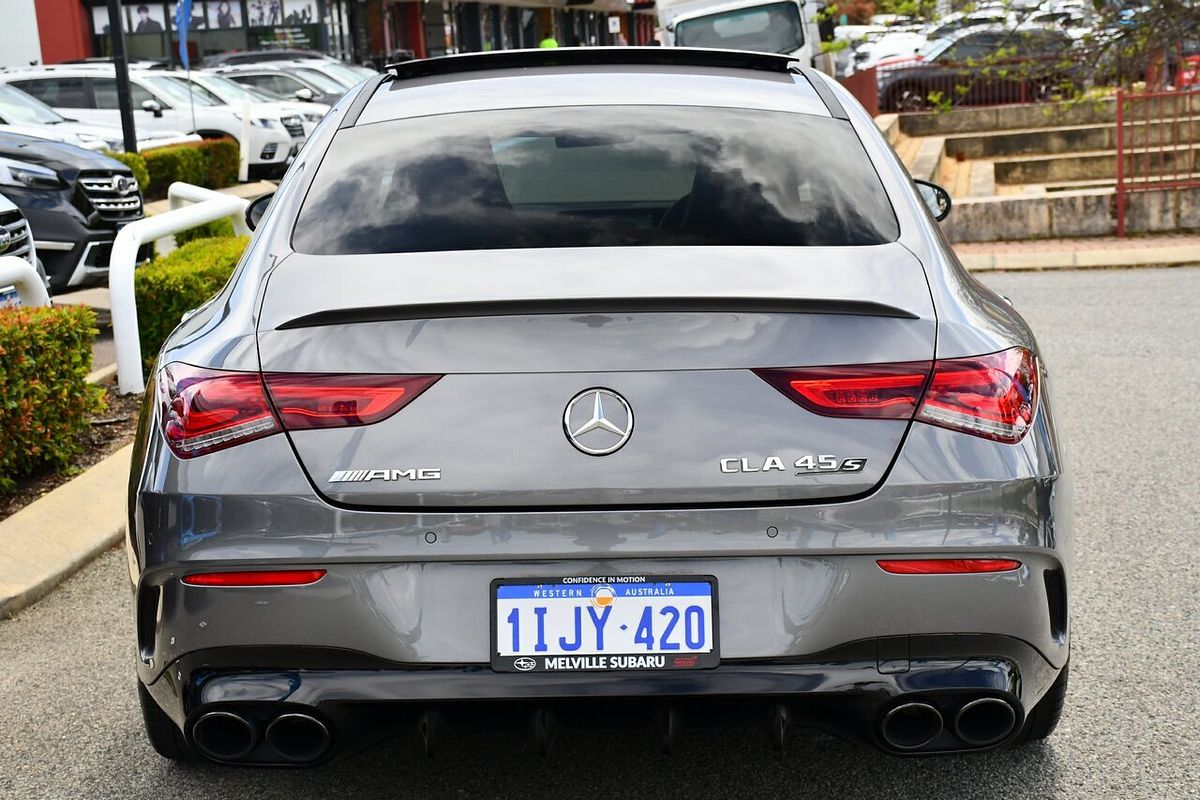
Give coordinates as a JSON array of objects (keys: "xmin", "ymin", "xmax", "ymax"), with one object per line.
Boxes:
[{"xmin": 292, "ymin": 106, "xmax": 898, "ymax": 255}]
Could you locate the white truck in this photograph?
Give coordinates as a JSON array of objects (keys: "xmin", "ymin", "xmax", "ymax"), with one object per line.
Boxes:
[{"xmin": 658, "ymin": 0, "xmax": 835, "ymax": 74}]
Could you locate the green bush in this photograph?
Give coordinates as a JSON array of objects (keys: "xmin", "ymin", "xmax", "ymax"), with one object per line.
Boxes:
[
  {"xmin": 0, "ymin": 306, "xmax": 105, "ymax": 494},
  {"xmin": 143, "ymin": 145, "xmax": 207, "ymax": 200},
  {"xmin": 134, "ymin": 236, "xmax": 249, "ymax": 371},
  {"xmin": 103, "ymin": 150, "xmax": 150, "ymax": 192},
  {"xmin": 190, "ymin": 137, "xmax": 240, "ymax": 189},
  {"xmin": 174, "ymin": 216, "xmax": 235, "ymax": 247},
  {"xmin": 139, "ymin": 138, "xmax": 242, "ymax": 200}
]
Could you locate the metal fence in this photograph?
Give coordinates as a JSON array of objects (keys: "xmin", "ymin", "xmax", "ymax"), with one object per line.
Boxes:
[{"xmin": 1115, "ymin": 88, "xmax": 1200, "ymax": 236}]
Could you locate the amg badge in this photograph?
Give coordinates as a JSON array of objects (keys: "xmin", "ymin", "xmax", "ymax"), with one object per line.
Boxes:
[
  {"xmin": 719, "ymin": 456, "xmax": 867, "ymax": 476},
  {"xmin": 329, "ymin": 468, "xmax": 441, "ymax": 483}
]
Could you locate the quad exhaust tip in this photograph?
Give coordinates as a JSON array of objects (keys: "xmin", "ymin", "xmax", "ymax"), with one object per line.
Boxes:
[
  {"xmin": 880, "ymin": 702, "xmax": 943, "ymax": 751},
  {"xmin": 192, "ymin": 710, "xmax": 257, "ymax": 761},
  {"xmin": 265, "ymin": 712, "xmax": 333, "ymax": 763},
  {"xmin": 953, "ymin": 697, "xmax": 1017, "ymax": 747}
]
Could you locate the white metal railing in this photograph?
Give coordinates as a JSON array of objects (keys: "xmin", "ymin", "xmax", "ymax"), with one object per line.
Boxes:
[
  {"xmin": 0, "ymin": 256, "xmax": 51, "ymax": 308},
  {"xmin": 110, "ymin": 182, "xmax": 251, "ymax": 395}
]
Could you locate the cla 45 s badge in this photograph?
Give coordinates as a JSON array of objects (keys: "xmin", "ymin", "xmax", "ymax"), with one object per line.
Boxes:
[{"xmin": 719, "ymin": 456, "xmax": 867, "ymax": 475}]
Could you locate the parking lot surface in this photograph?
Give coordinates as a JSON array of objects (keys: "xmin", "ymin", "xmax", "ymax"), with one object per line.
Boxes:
[{"xmin": 1, "ymin": 267, "xmax": 1197, "ymax": 799}]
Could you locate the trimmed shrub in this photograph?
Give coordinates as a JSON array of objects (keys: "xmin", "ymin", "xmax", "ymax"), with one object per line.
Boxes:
[
  {"xmin": 0, "ymin": 306, "xmax": 105, "ymax": 494},
  {"xmin": 190, "ymin": 137, "xmax": 240, "ymax": 189},
  {"xmin": 132, "ymin": 137, "xmax": 242, "ymax": 200},
  {"xmin": 134, "ymin": 236, "xmax": 249, "ymax": 372},
  {"xmin": 103, "ymin": 150, "xmax": 150, "ymax": 192},
  {"xmin": 174, "ymin": 216, "xmax": 236, "ymax": 247}
]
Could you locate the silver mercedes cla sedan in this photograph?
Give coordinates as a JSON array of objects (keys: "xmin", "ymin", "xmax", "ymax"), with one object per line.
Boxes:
[{"xmin": 130, "ymin": 48, "xmax": 1070, "ymax": 765}]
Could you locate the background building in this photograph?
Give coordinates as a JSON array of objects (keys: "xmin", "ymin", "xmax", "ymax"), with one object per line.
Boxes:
[{"xmin": 1, "ymin": 0, "xmax": 654, "ymax": 69}]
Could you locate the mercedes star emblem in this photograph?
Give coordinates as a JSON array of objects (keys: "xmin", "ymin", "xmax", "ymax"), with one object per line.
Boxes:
[{"xmin": 563, "ymin": 388, "xmax": 634, "ymax": 456}]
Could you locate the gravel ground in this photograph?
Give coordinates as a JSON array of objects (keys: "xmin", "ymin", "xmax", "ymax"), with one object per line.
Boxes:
[{"xmin": 1, "ymin": 267, "xmax": 1197, "ymax": 799}]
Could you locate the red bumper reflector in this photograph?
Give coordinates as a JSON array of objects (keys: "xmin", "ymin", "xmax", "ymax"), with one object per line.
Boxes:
[
  {"xmin": 876, "ymin": 559, "xmax": 1021, "ymax": 575},
  {"xmin": 182, "ymin": 569, "xmax": 327, "ymax": 587}
]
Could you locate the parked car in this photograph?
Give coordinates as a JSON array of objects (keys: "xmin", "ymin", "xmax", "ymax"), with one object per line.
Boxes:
[
  {"xmin": 203, "ymin": 49, "xmax": 341, "ymax": 68},
  {"xmin": 210, "ymin": 64, "xmax": 345, "ymax": 107},
  {"xmin": 131, "ymin": 48, "xmax": 1070, "ymax": 766},
  {"xmin": 185, "ymin": 71, "xmax": 329, "ymax": 132},
  {"xmin": 151, "ymin": 71, "xmax": 325, "ymax": 146},
  {"xmin": 878, "ymin": 25, "xmax": 1077, "ymax": 112},
  {"xmin": 0, "ymin": 65, "xmax": 295, "ymax": 179},
  {"xmin": 0, "ymin": 82, "xmax": 198, "ymax": 154},
  {"xmin": 0, "ymin": 191, "xmax": 48, "ymax": 307},
  {"xmin": 0, "ymin": 132, "xmax": 147, "ymax": 291},
  {"xmin": 851, "ymin": 9, "xmax": 1014, "ymax": 72},
  {"xmin": 280, "ymin": 58, "xmax": 377, "ymax": 89}
]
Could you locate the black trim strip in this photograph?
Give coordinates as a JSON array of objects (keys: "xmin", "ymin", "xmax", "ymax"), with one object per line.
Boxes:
[
  {"xmin": 386, "ymin": 47, "xmax": 798, "ymax": 80},
  {"xmin": 276, "ymin": 297, "xmax": 920, "ymax": 330},
  {"xmin": 797, "ymin": 66, "xmax": 849, "ymax": 120},
  {"xmin": 338, "ymin": 72, "xmax": 391, "ymax": 129}
]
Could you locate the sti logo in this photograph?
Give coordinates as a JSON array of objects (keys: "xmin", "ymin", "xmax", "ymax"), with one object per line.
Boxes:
[{"xmin": 328, "ymin": 468, "xmax": 441, "ymax": 483}]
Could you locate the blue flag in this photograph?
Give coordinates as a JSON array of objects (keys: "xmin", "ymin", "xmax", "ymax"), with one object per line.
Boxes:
[{"xmin": 175, "ymin": 0, "xmax": 193, "ymax": 70}]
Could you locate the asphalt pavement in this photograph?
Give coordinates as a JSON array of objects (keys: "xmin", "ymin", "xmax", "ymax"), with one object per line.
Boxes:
[{"xmin": 1, "ymin": 266, "xmax": 1197, "ymax": 799}]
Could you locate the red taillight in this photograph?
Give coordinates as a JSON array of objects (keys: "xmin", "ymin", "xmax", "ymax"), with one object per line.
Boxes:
[
  {"xmin": 159, "ymin": 364, "xmax": 441, "ymax": 459},
  {"xmin": 754, "ymin": 347, "xmax": 1038, "ymax": 443},
  {"xmin": 754, "ymin": 363, "xmax": 932, "ymax": 419},
  {"xmin": 159, "ymin": 364, "xmax": 280, "ymax": 459},
  {"xmin": 182, "ymin": 569, "xmax": 327, "ymax": 587},
  {"xmin": 877, "ymin": 559, "xmax": 1022, "ymax": 574},
  {"xmin": 915, "ymin": 348, "xmax": 1038, "ymax": 444},
  {"xmin": 263, "ymin": 373, "xmax": 440, "ymax": 430}
]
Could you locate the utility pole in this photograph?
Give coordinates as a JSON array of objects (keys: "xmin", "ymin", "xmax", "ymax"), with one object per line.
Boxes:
[{"xmin": 106, "ymin": 0, "xmax": 138, "ymax": 154}]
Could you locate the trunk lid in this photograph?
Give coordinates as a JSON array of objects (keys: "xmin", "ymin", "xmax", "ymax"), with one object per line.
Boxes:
[{"xmin": 257, "ymin": 245, "xmax": 935, "ymax": 508}]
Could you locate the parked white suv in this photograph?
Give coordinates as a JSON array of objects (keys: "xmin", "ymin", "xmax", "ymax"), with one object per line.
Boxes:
[
  {"xmin": 167, "ymin": 71, "xmax": 329, "ymax": 142},
  {"xmin": 0, "ymin": 192, "xmax": 45, "ymax": 307},
  {"xmin": 0, "ymin": 83, "xmax": 197, "ymax": 154},
  {"xmin": 0, "ymin": 66, "xmax": 295, "ymax": 179}
]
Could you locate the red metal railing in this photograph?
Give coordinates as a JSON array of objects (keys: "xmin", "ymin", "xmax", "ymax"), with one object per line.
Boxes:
[{"xmin": 1115, "ymin": 87, "xmax": 1200, "ymax": 236}]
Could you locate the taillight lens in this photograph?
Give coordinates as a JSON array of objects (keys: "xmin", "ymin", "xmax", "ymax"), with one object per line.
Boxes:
[
  {"xmin": 915, "ymin": 348, "xmax": 1038, "ymax": 444},
  {"xmin": 159, "ymin": 364, "xmax": 280, "ymax": 458},
  {"xmin": 754, "ymin": 347, "xmax": 1037, "ymax": 443},
  {"xmin": 159, "ymin": 364, "xmax": 441, "ymax": 459},
  {"xmin": 877, "ymin": 559, "xmax": 1022, "ymax": 574},
  {"xmin": 754, "ymin": 363, "xmax": 932, "ymax": 419},
  {"xmin": 182, "ymin": 569, "xmax": 327, "ymax": 587},
  {"xmin": 263, "ymin": 373, "xmax": 440, "ymax": 430}
]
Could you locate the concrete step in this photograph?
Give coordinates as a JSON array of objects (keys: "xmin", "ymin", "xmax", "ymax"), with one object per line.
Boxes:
[
  {"xmin": 993, "ymin": 142, "xmax": 1200, "ymax": 184},
  {"xmin": 946, "ymin": 116, "xmax": 1200, "ymax": 159}
]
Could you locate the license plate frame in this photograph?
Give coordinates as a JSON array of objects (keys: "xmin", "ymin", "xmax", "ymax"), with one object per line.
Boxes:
[{"xmin": 490, "ymin": 575, "xmax": 720, "ymax": 673}]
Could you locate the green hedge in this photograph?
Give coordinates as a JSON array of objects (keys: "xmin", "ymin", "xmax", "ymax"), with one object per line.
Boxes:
[
  {"xmin": 144, "ymin": 145, "xmax": 207, "ymax": 200},
  {"xmin": 134, "ymin": 236, "xmax": 249, "ymax": 371},
  {"xmin": 0, "ymin": 306, "xmax": 105, "ymax": 494},
  {"xmin": 107, "ymin": 137, "xmax": 241, "ymax": 200},
  {"xmin": 174, "ymin": 216, "xmax": 235, "ymax": 247}
]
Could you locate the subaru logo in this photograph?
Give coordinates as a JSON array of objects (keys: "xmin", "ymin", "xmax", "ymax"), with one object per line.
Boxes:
[
  {"xmin": 563, "ymin": 388, "xmax": 634, "ymax": 456},
  {"xmin": 514, "ymin": 657, "xmax": 537, "ymax": 672}
]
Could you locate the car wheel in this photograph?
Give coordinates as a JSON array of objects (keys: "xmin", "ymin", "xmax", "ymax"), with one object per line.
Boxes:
[
  {"xmin": 891, "ymin": 84, "xmax": 931, "ymax": 113},
  {"xmin": 138, "ymin": 682, "xmax": 194, "ymax": 761},
  {"xmin": 1016, "ymin": 661, "xmax": 1069, "ymax": 743}
]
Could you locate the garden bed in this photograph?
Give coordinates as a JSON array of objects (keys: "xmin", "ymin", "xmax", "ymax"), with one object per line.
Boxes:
[{"xmin": 0, "ymin": 382, "xmax": 141, "ymax": 523}]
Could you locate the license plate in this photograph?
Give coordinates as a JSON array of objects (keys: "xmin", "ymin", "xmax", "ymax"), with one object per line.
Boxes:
[
  {"xmin": 491, "ymin": 575, "xmax": 719, "ymax": 673},
  {"xmin": 0, "ymin": 288, "xmax": 19, "ymax": 309}
]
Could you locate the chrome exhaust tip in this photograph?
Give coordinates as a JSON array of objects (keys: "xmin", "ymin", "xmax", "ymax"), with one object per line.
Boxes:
[
  {"xmin": 265, "ymin": 712, "xmax": 332, "ymax": 763},
  {"xmin": 192, "ymin": 710, "xmax": 257, "ymax": 761},
  {"xmin": 953, "ymin": 697, "xmax": 1017, "ymax": 747},
  {"xmin": 880, "ymin": 701, "xmax": 944, "ymax": 751}
]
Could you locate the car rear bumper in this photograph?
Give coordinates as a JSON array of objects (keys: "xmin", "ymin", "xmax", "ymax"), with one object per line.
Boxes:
[{"xmin": 142, "ymin": 633, "xmax": 1060, "ymax": 764}]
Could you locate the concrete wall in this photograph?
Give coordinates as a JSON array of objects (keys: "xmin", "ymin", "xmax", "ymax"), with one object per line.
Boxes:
[
  {"xmin": 0, "ymin": 0, "xmax": 42, "ymax": 68},
  {"xmin": 941, "ymin": 186, "xmax": 1200, "ymax": 243},
  {"xmin": 900, "ymin": 99, "xmax": 1119, "ymax": 137}
]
